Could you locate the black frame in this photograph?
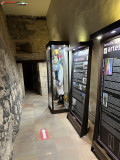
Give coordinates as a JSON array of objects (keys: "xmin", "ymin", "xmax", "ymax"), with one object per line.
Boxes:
[
  {"xmin": 91, "ymin": 20, "xmax": 120, "ymax": 160},
  {"xmin": 67, "ymin": 41, "xmax": 93, "ymax": 137},
  {"xmin": 46, "ymin": 41, "xmax": 69, "ymax": 114}
]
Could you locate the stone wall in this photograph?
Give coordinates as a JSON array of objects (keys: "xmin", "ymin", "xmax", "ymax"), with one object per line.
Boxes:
[
  {"xmin": 0, "ymin": 7, "xmax": 23, "ymax": 160},
  {"xmin": 6, "ymin": 15, "xmax": 49, "ymax": 61},
  {"xmin": 38, "ymin": 62, "xmax": 48, "ymax": 96},
  {"xmin": 17, "ymin": 63, "xmax": 25, "ymax": 96},
  {"xmin": 47, "ymin": 0, "xmax": 120, "ymax": 122}
]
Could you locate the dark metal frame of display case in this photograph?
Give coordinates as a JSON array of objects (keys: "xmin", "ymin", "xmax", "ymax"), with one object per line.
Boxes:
[
  {"xmin": 90, "ymin": 20, "xmax": 120, "ymax": 160},
  {"xmin": 67, "ymin": 41, "xmax": 93, "ymax": 137},
  {"xmin": 46, "ymin": 41, "xmax": 69, "ymax": 114}
]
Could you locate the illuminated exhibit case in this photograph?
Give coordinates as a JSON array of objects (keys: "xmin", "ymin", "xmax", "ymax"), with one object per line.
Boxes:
[
  {"xmin": 67, "ymin": 41, "xmax": 92, "ymax": 137},
  {"xmin": 46, "ymin": 41, "xmax": 69, "ymax": 114},
  {"xmin": 91, "ymin": 20, "xmax": 120, "ymax": 160}
]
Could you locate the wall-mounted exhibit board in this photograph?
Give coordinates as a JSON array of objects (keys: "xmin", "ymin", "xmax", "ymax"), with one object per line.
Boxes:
[
  {"xmin": 91, "ymin": 20, "xmax": 120, "ymax": 160},
  {"xmin": 46, "ymin": 41, "xmax": 69, "ymax": 114},
  {"xmin": 67, "ymin": 41, "xmax": 92, "ymax": 137}
]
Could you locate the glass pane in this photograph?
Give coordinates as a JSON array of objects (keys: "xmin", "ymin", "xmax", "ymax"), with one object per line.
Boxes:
[
  {"xmin": 51, "ymin": 45, "xmax": 69, "ymax": 111},
  {"xmin": 46, "ymin": 47, "xmax": 52, "ymax": 109},
  {"xmin": 63, "ymin": 48, "xmax": 69, "ymax": 108}
]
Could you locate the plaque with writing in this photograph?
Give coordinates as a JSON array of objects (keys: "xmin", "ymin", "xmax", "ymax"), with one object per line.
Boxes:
[
  {"xmin": 98, "ymin": 37, "xmax": 120, "ymax": 160},
  {"xmin": 71, "ymin": 48, "xmax": 89, "ymax": 123},
  {"xmin": 67, "ymin": 41, "xmax": 92, "ymax": 137}
]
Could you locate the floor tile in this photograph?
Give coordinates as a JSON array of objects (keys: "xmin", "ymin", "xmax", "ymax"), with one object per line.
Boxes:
[
  {"xmin": 55, "ymin": 136, "xmax": 74, "ymax": 150},
  {"xmin": 36, "ymin": 139, "xmax": 57, "ymax": 155},
  {"xmin": 13, "ymin": 92, "xmax": 97, "ymax": 160},
  {"xmin": 58, "ymin": 147, "xmax": 80, "ymax": 160},
  {"xmin": 14, "ymin": 142, "xmax": 36, "ymax": 159}
]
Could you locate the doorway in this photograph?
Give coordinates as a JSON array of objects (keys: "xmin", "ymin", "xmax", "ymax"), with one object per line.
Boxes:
[{"xmin": 22, "ymin": 62, "xmax": 41, "ymax": 94}]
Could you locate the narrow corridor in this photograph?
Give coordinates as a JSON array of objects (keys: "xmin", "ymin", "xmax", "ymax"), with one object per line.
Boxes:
[
  {"xmin": 14, "ymin": 93, "xmax": 97, "ymax": 160},
  {"xmin": 1, "ymin": 1, "xmax": 120, "ymax": 159}
]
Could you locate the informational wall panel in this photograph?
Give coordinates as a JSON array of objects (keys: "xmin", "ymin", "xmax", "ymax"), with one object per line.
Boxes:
[
  {"xmin": 71, "ymin": 48, "xmax": 89, "ymax": 123},
  {"xmin": 98, "ymin": 37, "xmax": 120, "ymax": 160}
]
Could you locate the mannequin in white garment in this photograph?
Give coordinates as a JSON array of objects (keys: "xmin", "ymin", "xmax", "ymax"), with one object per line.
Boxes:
[{"xmin": 53, "ymin": 49, "xmax": 64, "ymax": 107}]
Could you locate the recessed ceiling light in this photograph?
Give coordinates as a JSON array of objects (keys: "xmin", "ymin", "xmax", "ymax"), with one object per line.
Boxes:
[
  {"xmin": 17, "ymin": 2, "xmax": 28, "ymax": 6},
  {"xmin": 111, "ymin": 30, "xmax": 116, "ymax": 34},
  {"xmin": 97, "ymin": 35, "xmax": 102, "ymax": 40}
]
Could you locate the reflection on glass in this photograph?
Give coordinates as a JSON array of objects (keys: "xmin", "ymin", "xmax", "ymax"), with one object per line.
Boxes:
[
  {"xmin": 52, "ymin": 45, "xmax": 69, "ymax": 110},
  {"xmin": 47, "ymin": 48, "xmax": 52, "ymax": 108}
]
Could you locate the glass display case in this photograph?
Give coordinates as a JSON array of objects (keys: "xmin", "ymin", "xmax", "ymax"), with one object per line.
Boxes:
[
  {"xmin": 46, "ymin": 41, "xmax": 69, "ymax": 114},
  {"xmin": 67, "ymin": 41, "xmax": 92, "ymax": 137}
]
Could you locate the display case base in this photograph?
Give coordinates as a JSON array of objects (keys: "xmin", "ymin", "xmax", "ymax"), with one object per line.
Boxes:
[
  {"xmin": 91, "ymin": 141, "xmax": 111, "ymax": 160},
  {"xmin": 67, "ymin": 112, "xmax": 89, "ymax": 137},
  {"xmin": 48, "ymin": 105, "xmax": 69, "ymax": 114}
]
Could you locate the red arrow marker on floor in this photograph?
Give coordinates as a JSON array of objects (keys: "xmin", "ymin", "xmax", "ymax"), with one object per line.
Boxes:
[
  {"xmin": 1, "ymin": 1, "xmax": 4, "ymax": 5},
  {"xmin": 40, "ymin": 129, "xmax": 49, "ymax": 140}
]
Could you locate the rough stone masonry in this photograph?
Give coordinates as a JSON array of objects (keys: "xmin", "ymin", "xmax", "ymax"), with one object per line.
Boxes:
[{"xmin": 0, "ymin": 7, "xmax": 23, "ymax": 160}]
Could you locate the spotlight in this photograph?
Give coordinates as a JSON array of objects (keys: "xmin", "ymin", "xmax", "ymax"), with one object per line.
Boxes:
[
  {"xmin": 97, "ymin": 35, "xmax": 102, "ymax": 40},
  {"xmin": 111, "ymin": 30, "xmax": 116, "ymax": 34}
]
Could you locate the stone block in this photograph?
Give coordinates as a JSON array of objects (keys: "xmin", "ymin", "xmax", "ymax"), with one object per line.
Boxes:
[
  {"xmin": 42, "ymin": 88, "xmax": 48, "ymax": 96},
  {"xmin": 40, "ymin": 77, "xmax": 43, "ymax": 82},
  {"xmin": 40, "ymin": 71, "xmax": 44, "ymax": 76},
  {"xmin": 43, "ymin": 76, "xmax": 47, "ymax": 82},
  {"xmin": 41, "ymin": 82, "xmax": 46, "ymax": 88},
  {"xmin": 0, "ymin": 108, "xmax": 3, "ymax": 125},
  {"xmin": 43, "ymin": 70, "xmax": 47, "ymax": 76},
  {"xmin": 6, "ymin": 16, "xmax": 49, "ymax": 54},
  {"xmin": 42, "ymin": 67, "xmax": 47, "ymax": 72},
  {"xmin": 42, "ymin": 63, "xmax": 47, "ymax": 67}
]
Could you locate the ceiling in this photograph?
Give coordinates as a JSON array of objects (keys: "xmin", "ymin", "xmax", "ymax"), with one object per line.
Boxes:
[{"xmin": 1, "ymin": 0, "xmax": 51, "ymax": 16}]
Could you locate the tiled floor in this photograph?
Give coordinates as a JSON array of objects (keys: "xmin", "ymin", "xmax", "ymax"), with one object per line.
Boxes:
[{"xmin": 14, "ymin": 92, "xmax": 97, "ymax": 160}]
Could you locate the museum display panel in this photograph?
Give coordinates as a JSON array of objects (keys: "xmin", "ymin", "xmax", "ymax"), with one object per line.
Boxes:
[
  {"xmin": 67, "ymin": 41, "xmax": 92, "ymax": 137},
  {"xmin": 46, "ymin": 41, "xmax": 69, "ymax": 114},
  {"xmin": 91, "ymin": 20, "xmax": 120, "ymax": 160}
]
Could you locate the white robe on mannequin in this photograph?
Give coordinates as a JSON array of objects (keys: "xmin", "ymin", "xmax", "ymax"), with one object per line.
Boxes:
[{"xmin": 57, "ymin": 64, "xmax": 64, "ymax": 96}]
